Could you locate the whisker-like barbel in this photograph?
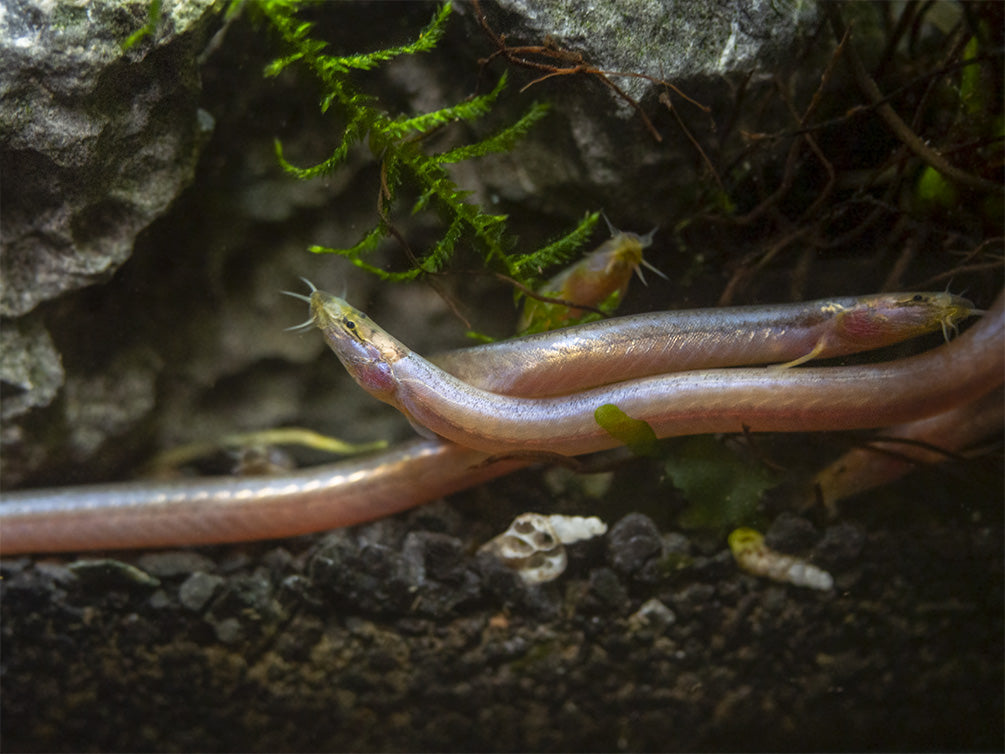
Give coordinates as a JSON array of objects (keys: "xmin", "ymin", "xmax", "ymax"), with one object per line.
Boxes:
[{"xmin": 281, "ymin": 290, "xmax": 313, "ymax": 304}]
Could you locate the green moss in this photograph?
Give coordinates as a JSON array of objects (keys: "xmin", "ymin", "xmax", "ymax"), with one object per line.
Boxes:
[
  {"xmin": 249, "ymin": 0, "xmax": 595, "ymax": 287},
  {"xmin": 121, "ymin": 0, "xmax": 162, "ymax": 51}
]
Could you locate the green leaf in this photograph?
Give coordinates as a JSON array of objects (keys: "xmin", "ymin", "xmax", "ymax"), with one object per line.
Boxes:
[
  {"xmin": 916, "ymin": 165, "xmax": 958, "ymax": 209},
  {"xmin": 666, "ymin": 436, "xmax": 778, "ymax": 531}
]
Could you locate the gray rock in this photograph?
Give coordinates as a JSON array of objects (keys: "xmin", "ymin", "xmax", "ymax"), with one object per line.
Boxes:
[
  {"xmin": 0, "ymin": 316, "xmax": 63, "ymax": 423},
  {"xmin": 491, "ymin": 0, "xmax": 820, "ymax": 101},
  {"xmin": 606, "ymin": 512, "xmax": 663, "ymax": 576},
  {"xmin": 0, "ymin": 0, "xmax": 218, "ymax": 317},
  {"xmin": 0, "ymin": 0, "xmax": 219, "ymax": 480},
  {"xmin": 465, "ymin": 0, "xmax": 821, "ymax": 221},
  {"xmin": 137, "ymin": 549, "xmax": 218, "ymax": 578},
  {"xmin": 765, "ymin": 511, "xmax": 819, "ymax": 552},
  {"xmin": 178, "ymin": 570, "xmax": 225, "ymax": 611}
]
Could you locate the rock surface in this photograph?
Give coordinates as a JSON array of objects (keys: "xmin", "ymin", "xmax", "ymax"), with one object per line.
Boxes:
[
  {"xmin": 1, "ymin": 0, "xmax": 218, "ymax": 317},
  {"xmin": 0, "ymin": 0, "xmax": 218, "ymax": 482},
  {"xmin": 491, "ymin": 0, "xmax": 819, "ymax": 100}
]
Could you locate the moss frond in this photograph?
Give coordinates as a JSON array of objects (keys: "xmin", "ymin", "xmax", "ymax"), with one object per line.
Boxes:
[
  {"xmin": 510, "ymin": 212, "xmax": 601, "ymax": 280},
  {"xmin": 273, "ymin": 110, "xmax": 368, "ymax": 178},
  {"xmin": 435, "ymin": 101, "xmax": 551, "ymax": 165},
  {"xmin": 384, "ymin": 73, "xmax": 510, "ymax": 140},
  {"xmin": 309, "ymin": 226, "xmax": 384, "ymax": 259},
  {"xmin": 327, "ymin": 3, "xmax": 451, "ymax": 73},
  {"xmin": 423, "ymin": 216, "xmax": 465, "ymax": 274},
  {"xmin": 253, "ymin": 0, "xmax": 590, "ymax": 289}
]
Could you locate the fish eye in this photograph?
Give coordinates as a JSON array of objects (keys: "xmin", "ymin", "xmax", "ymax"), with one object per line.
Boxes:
[
  {"xmin": 912, "ymin": 294, "xmax": 925, "ymax": 302},
  {"xmin": 343, "ymin": 318, "xmax": 356, "ymax": 330}
]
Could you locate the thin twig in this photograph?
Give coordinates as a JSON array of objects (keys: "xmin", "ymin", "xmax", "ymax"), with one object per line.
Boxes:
[
  {"xmin": 491, "ymin": 272, "xmax": 610, "ymax": 319},
  {"xmin": 826, "ymin": 5, "xmax": 1002, "ymax": 195},
  {"xmin": 659, "ymin": 91, "xmax": 724, "ymax": 192},
  {"xmin": 471, "ymin": 0, "xmax": 710, "ymax": 144}
]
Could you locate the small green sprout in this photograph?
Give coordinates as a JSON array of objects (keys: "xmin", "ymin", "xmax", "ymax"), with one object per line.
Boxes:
[{"xmin": 594, "ymin": 404, "xmax": 659, "ymax": 457}]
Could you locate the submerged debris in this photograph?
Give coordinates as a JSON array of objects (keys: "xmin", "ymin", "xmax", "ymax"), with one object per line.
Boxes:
[
  {"xmin": 728, "ymin": 527, "xmax": 833, "ymax": 591},
  {"xmin": 478, "ymin": 513, "xmax": 607, "ymax": 584}
]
